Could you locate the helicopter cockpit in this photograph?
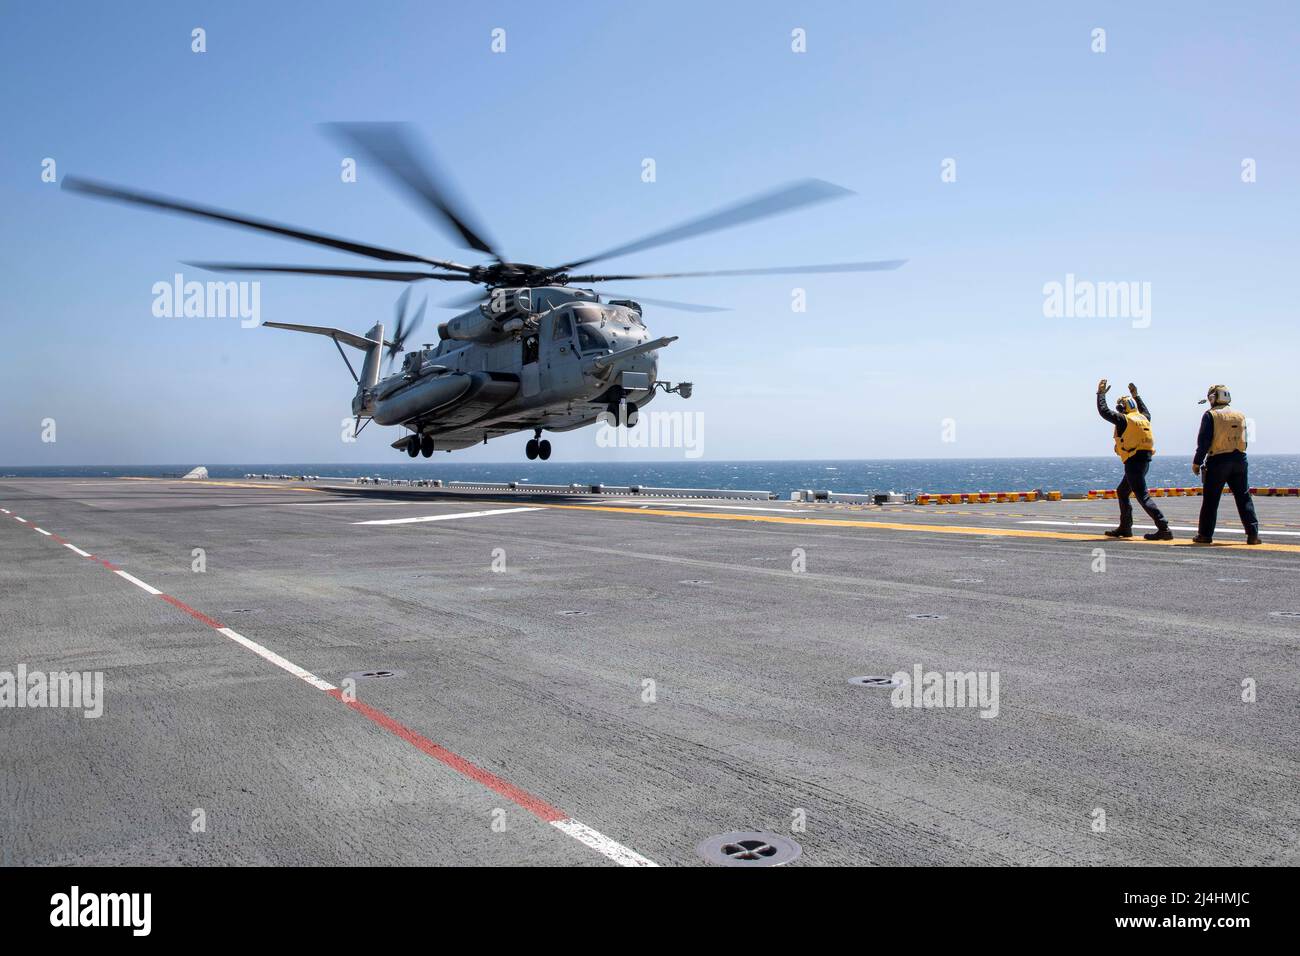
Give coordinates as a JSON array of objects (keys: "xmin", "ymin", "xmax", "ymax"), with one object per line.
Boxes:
[
  {"xmin": 570, "ymin": 301, "xmax": 645, "ymax": 355},
  {"xmin": 574, "ymin": 314, "xmax": 607, "ymax": 354}
]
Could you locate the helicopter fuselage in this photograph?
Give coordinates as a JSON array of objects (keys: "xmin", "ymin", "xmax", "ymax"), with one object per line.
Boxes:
[{"xmin": 357, "ymin": 286, "xmax": 675, "ymax": 454}]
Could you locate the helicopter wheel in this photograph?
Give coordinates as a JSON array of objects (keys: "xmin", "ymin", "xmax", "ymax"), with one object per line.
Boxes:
[
  {"xmin": 420, "ymin": 435, "xmax": 435, "ymax": 458},
  {"xmin": 537, "ymin": 439, "xmax": 552, "ymax": 461},
  {"xmin": 406, "ymin": 436, "xmax": 419, "ymax": 458},
  {"xmin": 525, "ymin": 439, "xmax": 539, "ymax": 460}
]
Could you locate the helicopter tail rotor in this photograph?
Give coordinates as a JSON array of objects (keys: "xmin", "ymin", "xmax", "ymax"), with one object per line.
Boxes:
[{"xmin": 385, "ymin": 287, "xmax": 427, "ymax": 370}]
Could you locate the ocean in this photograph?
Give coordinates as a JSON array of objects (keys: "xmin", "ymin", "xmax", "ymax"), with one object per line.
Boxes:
[{"xmin": 5, "ymin": 456, "xmax": 1298, "ymax": 496}]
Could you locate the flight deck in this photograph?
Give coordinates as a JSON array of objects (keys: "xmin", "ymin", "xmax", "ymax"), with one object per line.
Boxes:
[{"xmin": 2, "ymin": 477, "xmax": 1297, "ymax": 866}]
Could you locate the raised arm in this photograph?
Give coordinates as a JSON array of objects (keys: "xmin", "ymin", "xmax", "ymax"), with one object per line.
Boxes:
[
  {"xmin": 1096, "ymin": 379, "xmax": 1122, "ymax": 426},
  {"xmin": 1129, "ymin": 383, "xmax": 1150, "ymax": 420}
]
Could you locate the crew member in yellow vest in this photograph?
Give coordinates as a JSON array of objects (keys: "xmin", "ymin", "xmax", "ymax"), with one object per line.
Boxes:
[
  {"xmin": 1192, "ymin": 385, "xmax": 1260, "ymax": 544},
  {"xmin": 1096, "ymin": 379, "xmax": 1172, "ymax": 540}
]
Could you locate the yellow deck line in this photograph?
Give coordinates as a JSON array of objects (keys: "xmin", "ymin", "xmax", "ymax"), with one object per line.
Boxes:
[
  {"xmin": 112, "ymin": 478, "xmax": 1300, "ymax": 553},
  {"xmin": 117, "ymin": 477, "xmax": 324, "ymax": 493},
  {"xmin": 527, "ymin": 502, "xmax": 1300, "ymax": 553}
]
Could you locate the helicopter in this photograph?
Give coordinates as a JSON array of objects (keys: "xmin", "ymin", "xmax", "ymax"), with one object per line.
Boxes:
[{"xmin": 64, "ymin": 123, "xmax": 905, "ymax": 459}]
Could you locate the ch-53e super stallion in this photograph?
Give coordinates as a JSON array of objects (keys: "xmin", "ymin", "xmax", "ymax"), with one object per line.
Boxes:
[{"xmin": 65, "ymin": 123, "xmax": 904, "ymax": 459}]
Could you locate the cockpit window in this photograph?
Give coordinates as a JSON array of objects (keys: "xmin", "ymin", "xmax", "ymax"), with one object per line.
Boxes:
[
  {"xmin": 573, "ymin": 303, "xmax": 604, "ymax": 326},
  {"xmin": 552, "ymin": 313, "xmax": 573, "ymax": 341},
  {"xmin": 576, "ymin": 323, "xmax": 605, "ymax": 353}
]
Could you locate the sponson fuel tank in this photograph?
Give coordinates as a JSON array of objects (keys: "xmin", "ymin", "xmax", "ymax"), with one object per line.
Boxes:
[
  {"xmin": 371, "ymin": 371, "xmax": 518, "ymax": 426},
  {"xmin": 372, "ymin": 373, "xmax": 472, "ymax": 425}
]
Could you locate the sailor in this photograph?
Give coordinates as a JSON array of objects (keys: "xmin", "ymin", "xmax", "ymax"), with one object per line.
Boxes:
[
  {"xmin": 1096, "ymin": 379, "xmax": 1173, "ymax": 540},
  {"xmin": 1192, "ymin": 385, "xmax": 1261, "ymax": 545}
]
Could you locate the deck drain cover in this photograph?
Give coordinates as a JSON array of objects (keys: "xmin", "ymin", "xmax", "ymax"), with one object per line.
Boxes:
[
  {"xmin": 1270, "ymin": 610, "xmax": 1300, "ymax": 619},
  {"xmin": 557, "ymin": 609, "xmax": 591, "ymax": 616},
  {"xmin": 908, "ymin": 613, "xmax": 947, "ymax": 620},
  {"xmin": 952, "ymin": 577, "xmax": 983, "ymax": 584},
  {"xmin": 1217, "ymin": 577, "xmax": 1250, "ymax": 583},
  {"xmin": 696, "ymin": 832, "xmax": 801, "ymax": 867},
  {"xmin": 849, "ymin": 675, "xmax": 904, "ymax": 688},
  {"xmin": 679, "ymin": 579, "xmax": 710, "ymax": 585},
  {"xmin": 347, "ymin": 669, "xmax": 405, "ymax": 680}
]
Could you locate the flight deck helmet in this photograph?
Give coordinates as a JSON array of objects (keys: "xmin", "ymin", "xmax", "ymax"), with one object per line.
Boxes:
[{"xmin": 1199, "ymin": 384, "xmax": 1231, "ymax": 407}]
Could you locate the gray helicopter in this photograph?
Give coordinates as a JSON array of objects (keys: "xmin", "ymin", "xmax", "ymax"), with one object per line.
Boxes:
[{"xmin": 64, "ymin": 123, "xmax": 904, "ymax": 459}]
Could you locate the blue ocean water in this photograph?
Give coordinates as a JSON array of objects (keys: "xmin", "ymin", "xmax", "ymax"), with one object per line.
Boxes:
[{"xmin": 4, "ymin": 456, "xmax": 1298, "ymax": 496}]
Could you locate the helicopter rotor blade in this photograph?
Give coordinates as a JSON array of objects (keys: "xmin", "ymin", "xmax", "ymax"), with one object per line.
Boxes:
[
  {"xmin": 385, "ymin": 291, "xmax": 409, "ymax": 369},
  {"xmin": 554, "ymin": 179, "xmax": 855, "ymax": 272},
  {"xmin": 323, "ymin": 122, "xmax": 504, "ymax": 261},
  {"xmin": 62, "ymin": 176, "xmax": 471, "ymax": 271},
  {"xmin": 185, "ymin": 262, "xmax": 473, "ymax": 282},
  {"xmin": 567, "ymin": 259, "xmax": 907, "ymax": 283},
  {"xmin": 394, "ymin": 286, "xmax": 413, "ymax": 329},
  {"xmin": 388, "ymin": 289, "xmax": 413, "ymax": 365},
  {"xmin": 386, "ymin": 290, "xmax": 427, "ymax": 367},
  {"xmin": 437, "ymin": 288, "xmax": 729, "ymax": 313},
  {"xmin": 438, "ymin": 289, "xmax": 490, "ymax": 310},
  {"xmin": 407, "ymin": 298, "xmax": 427, "ymax": 341},
  {"xmin": 595, "ymin": 291, "xmax": 729, "ymax": 313}
]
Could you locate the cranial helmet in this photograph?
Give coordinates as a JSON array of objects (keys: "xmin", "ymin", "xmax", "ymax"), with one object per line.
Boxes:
[
  {"xmin": 1200, "ymin": 384, "xmax": 1231, "ymax": 407},
  {"xmin": 1116, "ymin": 395, "xmax": 1138, "ymax": 414}
]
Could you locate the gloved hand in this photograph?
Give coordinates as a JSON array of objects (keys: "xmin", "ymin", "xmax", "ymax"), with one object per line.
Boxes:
[
  {"xmin": 1128, "ymin": 382, "xmax": 1138, "ymax": 396},
  {"xmin": 1097, "ymin": 379, "xmax": 1110, "ymax": 394},
  {"xmin": 1192, "ymin": 462, "xmax": 1201, "ymax": 477}
]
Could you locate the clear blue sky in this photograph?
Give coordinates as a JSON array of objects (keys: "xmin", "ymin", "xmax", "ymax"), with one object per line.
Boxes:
[{"xmin": 2, "ymin": 1, "xmax": 1297, "ymax": 465}]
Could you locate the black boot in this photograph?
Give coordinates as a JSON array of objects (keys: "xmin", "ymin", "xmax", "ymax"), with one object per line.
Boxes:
[
  {"xmin": 1191, "ymin": 535, "xmax": 1213, "ymax": 544},
  {"xmin": 1104, "ymin": 527, "xmax": 1133, "ymax": 538},
  {"xmin": 1144, "ymin": 524, "xmax": 1173, "ymax": 541},
  {"xmin": 1246, "ymin": 533, "xmax": 1262, "ymax": 545}
]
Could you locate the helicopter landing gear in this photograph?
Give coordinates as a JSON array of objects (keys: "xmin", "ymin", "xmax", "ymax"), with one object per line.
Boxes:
[
  {"xmin": 526, "ymin": 429, "xmax": 551, "ymax": 461},
  {"xmin": 420, "ymin": 434, "xmax": 435, "ymax": 458}
]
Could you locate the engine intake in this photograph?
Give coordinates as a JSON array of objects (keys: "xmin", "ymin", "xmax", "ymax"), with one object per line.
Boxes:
[{"xmin": 437, "ymin": 288, "xmax": 534, "ymax": 342}]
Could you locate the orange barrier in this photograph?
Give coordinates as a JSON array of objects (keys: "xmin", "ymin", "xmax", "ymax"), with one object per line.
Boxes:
[
  {"xmin": 1089, "ymin": 487, "xmax": 1208, "ymax": 498},
  {"xmin": 915, "ymin": 491, "xmax": 1043, "ymax": 505},
  {"xmin": 917, "ymin": 487, "xmax": 1298, "ymax": 504}
]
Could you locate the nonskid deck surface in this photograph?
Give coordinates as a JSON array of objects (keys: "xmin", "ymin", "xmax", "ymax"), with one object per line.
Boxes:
[{"xmin": 1, "ymin": 477, "xmax": 1297, "ymax": 866}]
